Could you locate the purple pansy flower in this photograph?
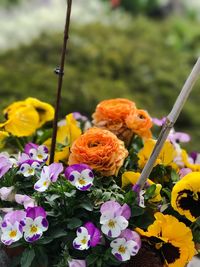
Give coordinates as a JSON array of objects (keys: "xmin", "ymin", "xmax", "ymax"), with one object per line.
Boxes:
[
  {"xmin": 1, "ymin": 210, "xmax": 26, "ymax": 245},
  {"xmin": 34, "ymin": 163, "xmax": 63, "ymax": 192},
  {"xmin": 84, "ymin": 222, "xmax": 101, "ymax": 247},
  {"xmin": 168, "ymin": 129, "xmax": 190, "ymax": 144},
  {"xmin": 24, "ymin": 206, "xmax": 48, "ymax": 242},
  {"xmin": 0, "ymin": 153, "xmax": 12, "ymax": 179},
  {"xmin": 65, "ymin": 164, "xmax": 94, "ymax": 191},
  {"xmin": 73, "ymin": 222, "xmax": 100, "ymax": 250},
  {"xmin": 68, "ymin": 259, "xmax": 86, "ymax": 267},
  {"xmin": 24, "ymin": 143, "xmax": 48, "ymax": 162},
  {"xmin": 110, "ymin": 229, "xmax": 141, "ymax": 262},
  {"xmin": 100, "ymin": 201, "xmax": 131, "ymax": 238}
]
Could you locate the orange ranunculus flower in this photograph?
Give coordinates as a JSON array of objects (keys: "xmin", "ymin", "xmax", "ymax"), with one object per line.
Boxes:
[
  {"xmin": 92, "ymin": 98, "xmax": 152, "ymax": 142},
  {"xmin": 92, "ymin": 98, "xmax": 137, "ymax": 144},
  {"xmin": 68, "ymin": 127, "xmax": 128, "ymax": 176},
  {"xmin": 125, "ymin": 109, "xmax": 153, "ymax": 139}
]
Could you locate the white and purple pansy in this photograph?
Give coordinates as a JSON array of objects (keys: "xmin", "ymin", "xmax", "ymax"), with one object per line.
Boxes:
[
  {"xmin": 65, "ymin": 164, "xmax": 94, "ymax": 191},
  {"xmin": 24, "ymin": 143, "xmax": 49, "ymax": 163},
  {"xmin": 0, "ymin": 153, "xmax": 13, "ymax": 179},
  {"xmin": 34, "ymin": 163, "xmax": 63, "ymax": 192},
  {"xmin": 1, "ymin": 210, "xmax": 26, "ymax": 245},
  {"xmin": 23, "ymin": 206, "xmax": 48, "ymax": 242},
  {"xmin": 100, "ymin": 201, "xmax": 131, "ymax": 238},
  {"xmin": 18, "ymin": 160, "xmax": 40, "ymax": 177},
  {"xmin": 110, "ymin": 229, "xmax": 141, "ymax": 262},
  {"xmin": 73, "ymin": 222, "xmax": 100, "ymax": 250}
]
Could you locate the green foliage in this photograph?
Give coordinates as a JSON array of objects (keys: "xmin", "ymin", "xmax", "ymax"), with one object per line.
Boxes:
[
  {"xmin": 0, "ymin": 17, "xmax": 200, "ymax": 149},
  {"xmin": 0, "ymin": 0, "xmax": 22, "ymax": 7}
]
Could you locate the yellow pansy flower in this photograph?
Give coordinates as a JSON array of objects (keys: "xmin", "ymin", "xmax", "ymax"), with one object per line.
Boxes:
[
  {"xmin": 171, "ymin": 172, "xmax": 200, "ymax": 222},
  {"xmin": 0, "ymin": 105, "xmax": 40, "ymax": 137},
  {"xmin": 0, "ymin": 131, "xmax": 9, "ymax": 149},
  {"xmin": 136, "ymin": 212, "xmax": 195, "ymax": 267},
  {"xmin": 138, "ymin": 139, "xmax": 177, "ymax": 169},
  {"xmin": 122, "ymin": 171, "xmax": 162, "ymax": 202},
  {"xmin": 0, "ymin": 98, "xmax": 54, "ymax": 137},
  {"xmin": 44, "ymin": 113, "xmax": 82, "ymax": 163},
  {"xmin": 25, "ymin": 98, "xmax": 54, "ymax": 127}
]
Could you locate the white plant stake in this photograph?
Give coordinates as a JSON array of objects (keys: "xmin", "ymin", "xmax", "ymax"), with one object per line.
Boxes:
[{"xmin": 136, "ymin": 57, "xmax": 200, "ymax": 190}]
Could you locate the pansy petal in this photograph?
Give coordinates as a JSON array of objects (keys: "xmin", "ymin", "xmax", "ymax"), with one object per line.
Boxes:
[
  {"xmin": 116, "ymin": 216, "xmax": 129, "ymax": 230},
  {"xmin": 34, "ymin": 177, "xmax": 51, "ymax": 192}
]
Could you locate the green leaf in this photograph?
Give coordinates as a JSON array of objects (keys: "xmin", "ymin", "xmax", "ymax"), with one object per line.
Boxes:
[
  {"xmin": 86, "ymin": 254, "xmax": 99, "ymax": 265},
  {"xmin": 20, "ymin": 248, "xmax": 35, "ymax": 267},
  {"xmin": 171, "ymin": 169, "xmax": 179, "ymax": 182},
  {"xmin": 145, "ymin": 184, "xmax": 156, "ymax": 199},
  {"xmin": 124, "ymin": 190, "xmax": 137, "ymax": 205},
  {"xmin": 131, "ymin": 205, "xmax": 145, "ymax": 217},
  {"xmin": 67, "ymin": 218, "xmax": 82, "ymax": 229},
  {"xmin": 79, "ymin": 201, "xmax": 94, "ymax": 211},
  {"xmin": 50, "ymin": 229, "xmax": 67, "ymax": 239}
]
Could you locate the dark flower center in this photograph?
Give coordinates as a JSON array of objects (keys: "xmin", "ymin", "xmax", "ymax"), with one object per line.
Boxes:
[
  {"xmin": 177, "ymin": 189, "xmax": 200, "ymax": 218},
  {"xmin": 162, "ymin": 242, "xmax": 180, "ymax": 264}
]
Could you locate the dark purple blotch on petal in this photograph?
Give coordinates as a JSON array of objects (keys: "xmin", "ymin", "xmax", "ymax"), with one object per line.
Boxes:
[
  {"xmin": 108, "ymin": 230, "xmax": 112, "ymax": 237},
  {"xmin": 1, "ymin": 221, "xmax": 7, "ymax": 228},
  {"xmin": 69, "ymin": 175, "xmax": 75, "ymax": 182},
  {"xmin": 73, "ymin": 242, "xmax": 81, "ymax": 249},
  {"xmin": 27, "ymin": 233, "xmax": 41, "ymax": 242},
  {"xmin": 42, "ymin": 218, "xmax": 48, "ymax": 228},
  {"xmin": 79, "ymin": 184, "xmax": 92, "ymax": 191},
  {"xmin": 115, "ymin": 253, "xmax": 123, "ymax": 261}
]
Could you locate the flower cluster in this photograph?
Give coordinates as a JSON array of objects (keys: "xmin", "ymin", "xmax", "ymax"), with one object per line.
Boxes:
[{"xmin": 0, "ymin": 97, "xmax": 199, "ymax": 267}]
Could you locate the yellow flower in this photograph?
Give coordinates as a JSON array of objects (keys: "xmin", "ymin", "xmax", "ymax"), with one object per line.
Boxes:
[
  {"xmin": 171, "ymin": 172, "xmax": 200, "ymax": 222},
  {"xmin": 122, "ymin": 171, "xmax": 162, "ymax": 202},
  {"xmin": 44, "ymin": 113, "xmax": 82, "ymax": 163},
  {"xmin": 25, "ymin": 98, "xmax": 54, "ymax": 127},
  {"xmin": 0, "ymin": 131, "xmax": 9, "ymax": 149},
  {"xmin": 136, "ymin": 212, "xmax": 196, "ymax": 267},
  {"xmin": 0, "ymin": 98, "xmax": 54, "ymax": 137},
  {"xmin": 138, "ymin": 139, "xmax": 177, "ymax": 169},
  {"xmin": 0, "ymin": 105, "xmax": 40, "ymax": 137}
]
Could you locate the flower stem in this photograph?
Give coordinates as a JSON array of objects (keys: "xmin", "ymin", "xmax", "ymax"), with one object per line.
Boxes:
[{"xmin": 50, "ymin": 0, "xmax": 73, "ymax": 164}]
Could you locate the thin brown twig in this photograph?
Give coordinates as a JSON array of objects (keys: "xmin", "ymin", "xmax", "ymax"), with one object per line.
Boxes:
[{"xmin": 50, "ymin": 0, "xmax": 73, "ymax": 164}]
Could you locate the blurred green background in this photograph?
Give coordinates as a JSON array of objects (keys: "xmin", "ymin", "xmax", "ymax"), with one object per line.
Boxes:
[{"xmin": 0, "ymin": 0, "xmax": 200, "ymax": 150}]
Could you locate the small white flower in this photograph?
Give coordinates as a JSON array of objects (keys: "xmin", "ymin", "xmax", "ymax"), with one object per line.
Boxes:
[
  {"xmin": 29, "ymin": 145, "xmax": 48, "ymax": 162},
  {"xmin": 34, "ymin": 176, "xmax": 51, "ymax": 192},
  {"xmin": 68, "ymin": 169, "xmax": 93, "ymax": 191},
  {"xmin": 111, "ymin": 238, "xmax": 139, "ymax": 262},
  {"xmin": 100, "ymin": 212, "xmax": 128, "ymax": 238},
  {"xmin": 1, "ymin": 221, "xmax": 23, "ymax": 245},
  {"xmin": 24, "ymin": 216, "xmax": 48, "ymax": 242},
  {"xmin": 73, "ymin": 227, "xmax": 91, "ymax": 250},
  {"xmin": 18, "ymin": 162, "xmax": 40, "ymax": 177}
]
